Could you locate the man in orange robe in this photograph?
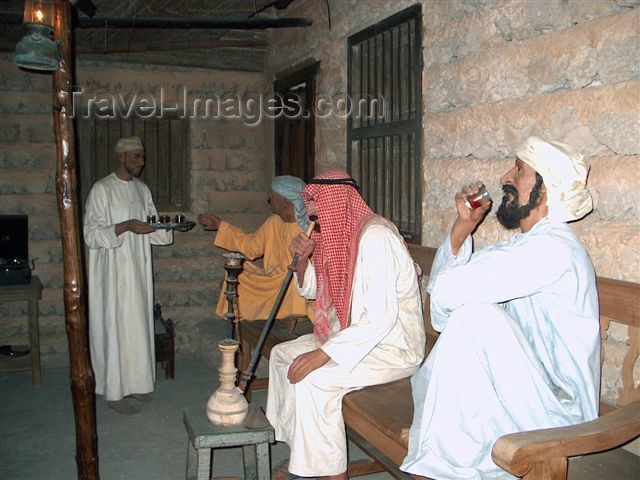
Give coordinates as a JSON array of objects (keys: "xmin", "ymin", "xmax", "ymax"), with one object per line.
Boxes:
[{"xmin": 198, "ymin": 176, "xmax": 314, "ymax": 322}]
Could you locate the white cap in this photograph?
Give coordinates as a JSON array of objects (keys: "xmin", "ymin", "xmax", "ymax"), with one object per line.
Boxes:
[{"xmin": 115, "ymin": 136, "xmax": 143, "ymax": 153}]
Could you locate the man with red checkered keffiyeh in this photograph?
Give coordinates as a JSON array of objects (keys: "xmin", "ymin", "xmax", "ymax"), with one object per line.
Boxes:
[{"xmin": 266, "ymin": 169, "xmax": 426, "ymax": 480}]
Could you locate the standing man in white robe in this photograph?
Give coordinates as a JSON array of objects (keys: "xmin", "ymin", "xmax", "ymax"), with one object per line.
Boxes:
[
  {"xmin": 266, "ymin": 168, "xmax": 425, "ymax": 480},
  {"xmin": 401, "ymin": 137, "xmax": 599, "ymax": 479},
  {"xmin": 84, "ymin": 136, "xmax": 173, "ymax": 415}
]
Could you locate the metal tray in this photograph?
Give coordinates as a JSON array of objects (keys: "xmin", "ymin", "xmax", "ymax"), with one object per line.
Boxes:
[{"xmin": 148, "ymin": 221, "xmax": 195, "ymax": 231}]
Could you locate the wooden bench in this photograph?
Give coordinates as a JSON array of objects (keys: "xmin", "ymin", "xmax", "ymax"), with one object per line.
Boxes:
[
  {"xmin": 240, "ymin": 245, "xmax": 640, "ymax": 479},
  {"xmin": 343, "ymin": 245, "xmax": 640, "ymax": 479}
]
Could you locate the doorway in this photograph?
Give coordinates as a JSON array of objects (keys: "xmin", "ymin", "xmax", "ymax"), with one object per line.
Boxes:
[{"xmin": 274, "ymin": 62, "xmax": 319, "ymax": 181}]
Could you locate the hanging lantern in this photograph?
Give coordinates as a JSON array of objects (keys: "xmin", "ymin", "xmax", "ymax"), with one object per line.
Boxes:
[{"xmin": 14, "ymin": 0, "xmax": 61, "ymax": 71}]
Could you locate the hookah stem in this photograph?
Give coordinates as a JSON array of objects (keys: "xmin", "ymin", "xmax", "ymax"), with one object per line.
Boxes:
[{"xmin": 238, "ymin": 218, "xmax": 317, "ymax": 393}]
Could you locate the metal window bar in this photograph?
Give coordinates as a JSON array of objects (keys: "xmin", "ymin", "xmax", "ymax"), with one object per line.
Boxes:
[{"xmin": 347, "ymin": 5, "xmax": 422, "ymax": 243}]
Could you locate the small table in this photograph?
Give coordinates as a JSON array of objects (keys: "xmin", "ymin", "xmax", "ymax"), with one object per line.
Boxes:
[
  {"xmin": 0, "ymin": 276, "xmax": 43, "ymax": 387},
  {"xmin": 183, "ymin": 406, "xmax": 274, "ymax": 480}
]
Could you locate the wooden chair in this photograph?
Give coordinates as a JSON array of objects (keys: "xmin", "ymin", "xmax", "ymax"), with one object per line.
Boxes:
[
  {"xmin": 154, "ymin": 303, "xmax": 175, "ymax": 379},
  {"xmin": 491, "ymin": 277, "xmax": 640, "ymax": 479}
]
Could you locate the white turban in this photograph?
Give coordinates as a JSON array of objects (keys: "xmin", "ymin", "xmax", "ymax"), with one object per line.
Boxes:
[
  {"xmin": 115, "ymin": 136, "xmax": 144, "ymax": 153},
  {"xmin": 516, "ymin": 136, "xmax": 593, "ymax": 222},
  {"xmin": 271, "ymin": 175, "xmax": 308, "ymax": 231}
]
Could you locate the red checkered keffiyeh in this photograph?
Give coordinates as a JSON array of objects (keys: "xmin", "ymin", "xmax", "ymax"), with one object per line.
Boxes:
[{"xmin": 303, "ymin": 169, "xmax": 379, "ymax": 341}]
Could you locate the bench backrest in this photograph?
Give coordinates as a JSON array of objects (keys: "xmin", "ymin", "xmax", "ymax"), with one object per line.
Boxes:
[{"xmin": 407, "ymin": 244, "xmax": 640, "ymax": 411}]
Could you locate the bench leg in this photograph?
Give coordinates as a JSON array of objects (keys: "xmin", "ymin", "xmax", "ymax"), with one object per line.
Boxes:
[
  {"xmin": 242, "ymin": 444, "xmax": 257, "ymax": 480},
  {"xmin": 256, "ymin": 441, "xmax": 271, "ymax": 480},
  {"xmin": 196, "ymin": 447, "xmax": 212, "ymax": 480},
  {"xmin": 186, "ymin": 438, "xmax": 196, "ymax": 480}
]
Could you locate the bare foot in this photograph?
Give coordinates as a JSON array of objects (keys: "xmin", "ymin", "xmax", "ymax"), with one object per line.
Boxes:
[
  {"xmin": 127, "ymin": 393, "xmax": 153, "ymax": 403},
  {"xmin": 271, "ymin": 459, "xmax": 296, "ymax": 480},
  {"xmin": 107, "ymin": 399, "xmax": 139, "ymax": 415}
]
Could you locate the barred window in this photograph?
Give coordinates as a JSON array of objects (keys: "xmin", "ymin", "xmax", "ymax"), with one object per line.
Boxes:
[
  {"xmin": 77, "ymin": 112, "xmax": 190, "ymax": 211},
  {"xmin": 347, "ymin": 5, "xmax": 422, "ymax": 243}
]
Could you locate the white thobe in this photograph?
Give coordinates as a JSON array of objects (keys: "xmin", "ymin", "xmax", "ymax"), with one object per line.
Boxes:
[
  {"xmin": 266, "ymin": 219, "xmax": 426, "ymax": 477},
  {"xmin": 84, "ymin": 173, "xmax": 172, "ymax": 401},
  {"xmin": 401, "ymin": 217, "xmax": 600, "ymax": 479}
]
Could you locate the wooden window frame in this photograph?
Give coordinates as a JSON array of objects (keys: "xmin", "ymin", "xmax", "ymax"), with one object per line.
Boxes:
[{"xmin": 76, "ymin": 111, "xmax": 190, "ymax": 212}]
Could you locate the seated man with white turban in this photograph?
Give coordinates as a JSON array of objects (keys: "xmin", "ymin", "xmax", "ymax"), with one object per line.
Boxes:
[
  {"xmin": 197, "ymin": 175, "xmax": 314, "ymax": 322},
  {"xmin": 401, "ymin": 137, "xmax": 600, "ymax": 480}
]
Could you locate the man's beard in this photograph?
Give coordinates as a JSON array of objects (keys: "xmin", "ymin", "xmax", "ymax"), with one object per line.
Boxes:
[
  {"xmin": 126, "ymin": 165, "xmax": 144, "ymax": 177},
  {"xmin": 496, "ymin": 184, "xmax": 538, "ymax": 229}
]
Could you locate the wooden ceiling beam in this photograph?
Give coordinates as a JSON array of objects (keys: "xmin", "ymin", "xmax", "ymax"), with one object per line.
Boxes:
[
  {"xmin": 77, "ymin": 16, "xmax": 311, "ymax": 29},
  {"xmin": 0, "ymin": 39, "xmax": 268, "ymax": 53},
  {"xmin": 0, "ymin": 12, "xmax": 311, "ymax": 29}
]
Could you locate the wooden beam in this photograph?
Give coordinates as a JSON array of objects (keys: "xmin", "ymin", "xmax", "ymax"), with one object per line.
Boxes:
[
  {"xmin": 77, "ymin": 16, "xmax": 311, "ymax": 29},
  {"xmin": 0, "ymin": 39, "xmax": 268, "ymax": 53},
  {"xmin": 51, "ymin": 1, "xmax": 99, "ymax": 479},
  {"xmin": 0, "ymin": 12, "xmax": 312, "ymax": 29}
]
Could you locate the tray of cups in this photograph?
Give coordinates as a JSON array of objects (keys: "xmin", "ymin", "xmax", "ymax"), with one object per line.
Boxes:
[{"xmin": 147, "ymin": 214, "xmax": 195, "ymax": 231}]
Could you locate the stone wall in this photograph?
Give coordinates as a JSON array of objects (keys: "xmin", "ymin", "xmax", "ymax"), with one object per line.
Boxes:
[
  {"xmin": 268, "ymin": 0, "xmax": 639, "ymax": 409},
  {"xmin": 0, "ymin": 54, "xmax": 271, "ymax": 366}
]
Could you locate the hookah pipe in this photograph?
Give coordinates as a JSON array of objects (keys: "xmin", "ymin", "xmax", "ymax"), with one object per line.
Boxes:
[{"xmin": 238, "ymin": 215, "xmax": 317, "ymax": 393}]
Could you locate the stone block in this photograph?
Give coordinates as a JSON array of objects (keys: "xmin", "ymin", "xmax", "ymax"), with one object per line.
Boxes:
[
  {"xmin": 29, "ymin": 215, "xmax": 61, "ymax": 240},
  {"xmin": 154, "ymin": 283, "xmax": 215, "ymax": 308},
  {"xmin": 0, "ymin": 194, "xmax": 58, "ymax": 215},
  {"xmin": 153, "ymin": 256, "xmax": 221, "ymax": 283},
  {"xmin": 0, "ymin": 145, "xmax": 55, "ymax": 169},
  {"xmin": 597, "ymin": 35, "xmax": 640, "ymax": 85},
  {"xmin": 191, "ymin": 189, "xmax": 271, "ymax": 214},
  {"xmin": 421, "ymin": 0, "xmax": 628, "ymax": 68},
  {"xmin": 573, "ymin": 218, "xmax": 640, "ymax": 281},
  {"xmin": 424, "ymin": 81, "xmax": 639, "ymax": 160},
  {"xmin": 589, "ymin": 112, "xmax": 640, "ymax": 156},
  {"xmin": 0, "ymin": 60, "xmax": 52, "ymax": 93},
  {"xmin": 424, "ymin": 9, "xmax": 639, "ymax": 113},
  {"xmin": 152, "ymin": 233, "xmax": 215, "ymax": 259},
  {"xmin": 0, "ymin": 122, "xmax": 20, "ymax": 144},
  {"xmin": 0, "ymin": 170, "xmax": 55, "ymax": 195},
  {"xmin": 589, "ymin": 156, "xmax": 640, "ymax": 222},
  {"xmin": 0, "ymin": 92, "xmax": 52, "ymax": 115},
  {"xmin": 34, "ymin": 263, "xmax": 64, "ymax": 290}
]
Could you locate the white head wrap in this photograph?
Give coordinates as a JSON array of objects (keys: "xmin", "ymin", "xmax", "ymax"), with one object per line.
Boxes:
[
  {"xmin": 115, "ymin": 136, "xmax": 144, "ymax": 154},
  {"xmin": 516, "ymin": 136, "xmax": 593, "ymax": 222},
  {"xmin": 271, "ymin": 175, "xmax": 308, "ymax": 230}
]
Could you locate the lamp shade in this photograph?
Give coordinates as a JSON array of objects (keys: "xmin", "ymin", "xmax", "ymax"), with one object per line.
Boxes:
[{"xmin": 23, "ymin": 0, "xmax": 54, "ymax": 26}]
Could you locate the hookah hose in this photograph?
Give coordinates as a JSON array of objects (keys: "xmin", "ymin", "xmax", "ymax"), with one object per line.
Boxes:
[{"xmin": 237, "ymin": 215, "xmax": 317, "ymax": 393}]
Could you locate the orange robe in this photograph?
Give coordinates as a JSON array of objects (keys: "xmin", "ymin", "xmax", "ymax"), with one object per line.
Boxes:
[{"xmin": 214, "ymin": 214, "xmax": 314, "ymax": 321}]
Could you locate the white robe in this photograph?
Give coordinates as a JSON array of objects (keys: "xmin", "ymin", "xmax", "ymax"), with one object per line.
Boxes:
[
  {"xmin": 84, "ymin": 173, "xmax": 172, "ymax": 401},
  {"xmin": 266, "ymin": 219, "xmax": 426, "ymax": 477},
  {"xmin": 401, "ymin": 217, "xmax": 600, "ymax": 479}
]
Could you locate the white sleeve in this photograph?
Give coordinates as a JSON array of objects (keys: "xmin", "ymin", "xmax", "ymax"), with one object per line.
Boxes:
[
  {"xmin": 429, "ymin": 231, "xmax": 570, "ymax": 331},
  {"xmin": 321, "ymin": 226, "xmax": 400, "ymax": 371},
  {"xmin": 83, "ymin": 184, "xmax": 123, "ymax": 250},
  {"xmin": 294, "ymin": 261, "xmax": 317, "ymax": 299}
]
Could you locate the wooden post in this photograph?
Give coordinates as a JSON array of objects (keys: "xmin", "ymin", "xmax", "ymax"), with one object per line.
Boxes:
[{"xmin": 51, "ymin": 1, "xmax": 99, "ymax": 478}]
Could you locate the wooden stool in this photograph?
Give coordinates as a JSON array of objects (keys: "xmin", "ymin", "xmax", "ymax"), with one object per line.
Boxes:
[{"xmin": 183, "ymin": 405, "xmax": 274, "ymax": 480}]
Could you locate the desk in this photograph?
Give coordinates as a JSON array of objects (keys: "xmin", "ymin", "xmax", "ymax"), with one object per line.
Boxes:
[
  {"xmin": 183, "ymin": 406, "xmax": 274, "ymax": 480},
  {"xmin": 0, "ymin": 276, "xmax": 43, "ymax": 387}
]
